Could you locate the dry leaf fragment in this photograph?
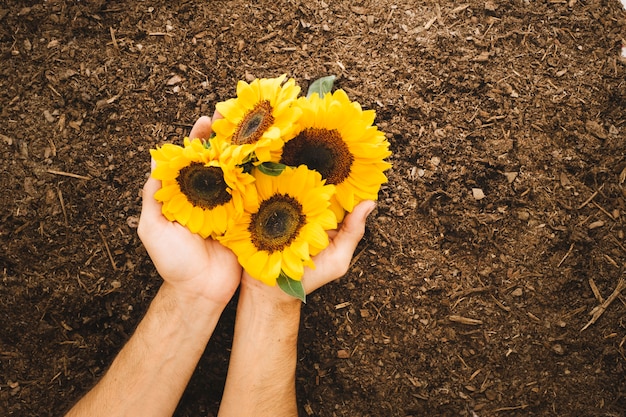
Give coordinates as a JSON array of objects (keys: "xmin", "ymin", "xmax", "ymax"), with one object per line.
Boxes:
[
  {"xmin": 166, "ymin": 75, "xmax": 183, "ymax": 86},
  {"xmin": 473, "ymin": 51, "xmax": 490, "ymax": 62},
  {"xmin": 350, "ymin": 6, "xmax": 367, "ymax": 14},
  {"xmin": 585, "ymin": 120, "xmax": 607, "ymax": 139}
]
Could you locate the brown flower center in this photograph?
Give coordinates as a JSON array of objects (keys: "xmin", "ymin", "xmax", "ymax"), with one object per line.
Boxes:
[
  {"xmin": 177, "ymin": 163, "xmax": 232, "ymax": 209},
  {"xmin": 233, "ymin": 100, "xmax": 274, "ymax": 145},
  {"xmin": 280, "ymin": 128, "xmax": 353, "ymax": 185},
  {"xmin": 249, "ymin": 194, "xmax": 305, "ymax": 252}
]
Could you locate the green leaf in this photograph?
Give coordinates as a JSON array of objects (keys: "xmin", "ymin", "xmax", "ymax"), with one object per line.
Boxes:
[
  {"xmin": 277, "ymin": 271, "xmax": 306, "ymax": 302},
  {"xmin": 257, "ymin": 161, "xmax": 287, "ymax": 176},
  {"xmin": 306, "ymin": 75, "xmax": 336, "ymax": 98}
]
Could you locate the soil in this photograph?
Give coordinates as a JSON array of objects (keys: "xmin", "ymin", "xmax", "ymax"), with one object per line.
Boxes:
[{"xmin": 2, "ymin": 0, "xmax": 626, "ymax": 416}]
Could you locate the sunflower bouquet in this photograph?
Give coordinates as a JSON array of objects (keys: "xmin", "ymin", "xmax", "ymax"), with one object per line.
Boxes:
[{"xmin": 150, "ymin": 75, "xmax": 391, "ymax": 301}]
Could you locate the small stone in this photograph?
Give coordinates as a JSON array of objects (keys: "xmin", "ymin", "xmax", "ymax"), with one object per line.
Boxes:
[
  {"xmin": 552, "ymin": 344, "xmax": 565, "ymax": 355},
  {"xmin": 43, "ymin": 110, "xmax": 55, "ymax": 123},
  {"xmin": 472, "ymin": 188, "xmax": 486, "ymax": 200},
  {"xmin": 337, "ymin": 349, "xmax": 350, "ymax": 359},
  {"xmin": 485, "ymin": 390, "xmax": 497, "ymax": 401},
  {"xmin": 504, "ymin": 172, "xmax": 518, "ymax": 183},
  {"xmin": 517, "ymin": 210, "xmax": 530, "ymax": 221},
  {"xmin": 166, "ymin": 75, "xmax": 183, "ymax": 86},
  {"xmin": 126, "ymin": 216, "xmax": 139, "ymax": 228}
]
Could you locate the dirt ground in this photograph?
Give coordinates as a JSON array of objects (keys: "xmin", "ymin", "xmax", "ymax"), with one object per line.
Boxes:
[{"xmin": 2, "ymin": 0, "xmax": 626, "ymax": 416}]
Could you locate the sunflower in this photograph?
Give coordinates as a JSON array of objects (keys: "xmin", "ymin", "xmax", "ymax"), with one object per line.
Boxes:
[
  {"xmin": 150, "ymin": 137, "xmax": 257, "ymax": 238},
  {"xmin": 219, "ymin": 165, "xmax": 337, "ymax": 286},
  {"xmin": 212, "ymin": 74, "xmax": 302, "ymax": 165},
  {"xmin": 280, "ymin": 89, "xmax": 392, "ymax": 222}
]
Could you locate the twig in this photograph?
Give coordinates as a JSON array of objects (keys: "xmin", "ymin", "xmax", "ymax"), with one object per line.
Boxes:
[
  {"xmin": 490, "ymin": 294, "xmax": 511, "ymax": 312},
  {"xmin": 591, "ymin": 201, "xmax": 614, "ymax": 221},
  {"xmin": 588, "ymin": 278, "xmax": 604, "ymax": 303},
  {"xmin": 578, "ymin": 184, "xmax": 604, "ymax": 209},
  {"xmin": 449, "ymin": 315, "xmax": 483, "ymax": 325},
  {"xmin": 98, "ymin": 229, "xmax": 118, "ymax": 271},
  {"xmin": 57, "ymin": 188, "xmax": 68, "ymax": 226},
  {"xmin": 47, "ymin": 170, "xmax": 91, "ymax": 180},
  {"xmin": 581, "ymin": 277, "xmax": 626, "ymax": 331},
  {"xmin": 557, "ymin": 243, "xmax": 575, "ymax": 267},
  {"xmin": 109, "ymin": 27, "xmax": 119, "ymax": 50},
  {"xmin": 348, "ymin": 244, "xmax": 369, "ymax": 269},
  {"xmin": 257, "ymin": 32, "xmax": 277, "ymax": 43},
  {"xmin": 450, "ymin": 286, "xmax": 491, "ymax": 299},
  {"xmin": 493, "ymin": 404, "xmax": 528, "ymax": 412}
]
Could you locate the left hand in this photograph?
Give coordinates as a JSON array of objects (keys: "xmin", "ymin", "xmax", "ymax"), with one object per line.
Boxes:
[{"xmin": 138, "ymin": 116, "xmax": 241, "ymax": 307}]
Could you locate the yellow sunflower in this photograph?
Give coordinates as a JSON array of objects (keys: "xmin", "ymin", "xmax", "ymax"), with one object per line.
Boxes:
[
  {"xmin": 150, "ymin": 137, "xmax": 257, "ymax": 238},
  {"xmin": 219, "ymin": 165, "xmax": 337, "ymax": 286},
  {"xmin": 212, "ymin": 74, "xmax": 302, "ymax": 165},
  {"xmin": 281, "ymin": 89, "xmax": 392, "ymax": 222}
]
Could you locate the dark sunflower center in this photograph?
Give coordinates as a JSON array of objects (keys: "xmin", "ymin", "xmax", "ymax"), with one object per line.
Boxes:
[
  {"xmin": 280, "ymin": 127, "xmax": 353, "ymax": 185},
  {"xmin": 177, "ymin": 163, "xmax": 232, "ymax": 210},
  {"xmin": 233, "ymin": 100, "xmax": 274, "ymax": 145},
  {"xmin": 249, "ymin": 194, "xmax": 306, "ymax": 252}
]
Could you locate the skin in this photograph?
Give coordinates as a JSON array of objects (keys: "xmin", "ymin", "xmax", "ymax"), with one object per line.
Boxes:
[
  {"xmin": 217, "ymin": 198, "xmax": 374, "ymax": 417},
  {"xmin": 64, "ymin": 115, "xmax": 376, "ymax": 417}
]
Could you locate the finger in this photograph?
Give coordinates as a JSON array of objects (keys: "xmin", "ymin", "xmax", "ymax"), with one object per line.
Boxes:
[
  {"xmin": 211, "ymin": 109, "xmax": 223, "ymax": 123},
  {"xmin": 330, "ymin": 200, "xmax": 376, "ymax": 259},
  {"xmin": 140, "ymin": 175, "xmax": 163, "ymax": 223},
  {"xmin": 303, "ymin": 200, "xmax": 375, "ymax": 293},
  {"xmin": 188, "ymin": 116, "xmax": 213, "ymax": 140}
]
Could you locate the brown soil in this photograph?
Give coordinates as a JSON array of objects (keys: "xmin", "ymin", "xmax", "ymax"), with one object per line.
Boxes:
[{"xmin": 2, "ymin": 1, "xmax": 626, "ymax": 416}]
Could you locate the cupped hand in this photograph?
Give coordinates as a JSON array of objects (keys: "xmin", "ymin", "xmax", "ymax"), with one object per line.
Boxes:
[
  {"xmin": 240, "ymin": 200, "xmax": 376, "ymax": 304},
  {"xmin": 138, "ymin": 116, "xmax": 241, "ymax": 307}
]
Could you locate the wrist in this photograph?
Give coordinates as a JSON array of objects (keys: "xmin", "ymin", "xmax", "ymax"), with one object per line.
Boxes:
[
  {"xmin": 240, "ymin": 276, "xmax": 302, "ymax": 315},
  {"xmin": 158, "ymin": 282, "xmax": 229, "ymax": 323}
]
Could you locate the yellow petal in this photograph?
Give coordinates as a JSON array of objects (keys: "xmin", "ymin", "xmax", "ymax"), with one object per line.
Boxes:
[
  {"xmin": 187, "ymin": 206, "xmax": 205, "ymax": 234},
  {"xmin": 245, "ymin": 250, "xmax": 270, "ymax": 281},
  {"xmin": 282, "ymin": 247, "xmax": 304, "ymax": 280},
  {"xmin": 175, "ymin": 201, "xmax": 193, "ymax": 226}
]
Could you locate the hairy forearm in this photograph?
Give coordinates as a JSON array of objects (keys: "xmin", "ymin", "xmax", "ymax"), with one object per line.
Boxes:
[
  {"xmin": 65, "ymin": 282, "xmax": 226, "ymax": 417},
  {"xmin": 218, "ymin": 281, "xmax": 302, "ymax": 417}
]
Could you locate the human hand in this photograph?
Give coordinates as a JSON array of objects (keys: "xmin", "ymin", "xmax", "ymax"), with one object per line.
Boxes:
[
  {"xmin": 138, "ymin": 116, "xmax": 241, "ymax": 307},
  {"xmin": 240, "ymin": 200, "xmax": 376, "ymax": 304}
]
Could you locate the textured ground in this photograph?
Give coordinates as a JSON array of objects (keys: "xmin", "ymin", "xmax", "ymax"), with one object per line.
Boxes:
[{"xmin": 1, "ymin": 1, "xmax": 626, "ymax": 416}]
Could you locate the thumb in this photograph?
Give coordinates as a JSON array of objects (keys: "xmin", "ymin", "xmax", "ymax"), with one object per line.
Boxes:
[
  {"xmin": 188, "ymin": 116, "xmax": 213, "ymax": 140},
  {"xmin": 331, "ymin": 200, "xmax": 376, "ymax": 259},
  {"xmin": 302, "ymin": 200, "xmax": 376, "ymax": 294},
  {"xmin": 138, "ymin": 160, "xmax": 165, "ymax": 239}
]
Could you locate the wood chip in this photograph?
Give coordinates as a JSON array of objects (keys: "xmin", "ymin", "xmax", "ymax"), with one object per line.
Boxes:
[
  {"xmin": 337, "ymin": 349, "xmax": 350, "ymax": 359},
  {"xmin": 588, "ymin": 220, "xmax": 605, "ymax": 230},
  {"xmin": 449, "ymin": 315, "xmax": 483, "ymax": 325},
  {"xmin": 166, "ymin": 75, "xmax": 183, "ymax": 86},
  {"xmin": 472, "ymin": 188, "xmax": 486, "ymax": 200}
]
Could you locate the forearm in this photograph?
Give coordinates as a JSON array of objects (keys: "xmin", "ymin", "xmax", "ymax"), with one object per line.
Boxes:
[
  {"xmin": 66, "ymin": 282, "xmax": 226, "ymax": 417},
  {"xmin": 218, "ymin": 280, "xmax": 301, "ymax": 417}
]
